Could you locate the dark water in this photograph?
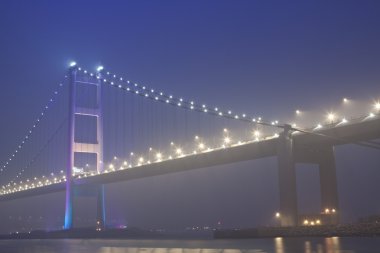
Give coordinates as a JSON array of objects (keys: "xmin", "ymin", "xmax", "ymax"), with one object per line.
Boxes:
[{"xmin": 0, "ymin": 237, "xmax": 379, "ymax": 253}]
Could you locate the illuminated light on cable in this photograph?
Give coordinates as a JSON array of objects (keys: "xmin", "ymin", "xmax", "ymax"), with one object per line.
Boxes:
[
  {"xmin": 166, "ymin": 100, "xmax": 170, "ymax": 103},
  {"xmin": 170, "ymin": 142, "xmax": 174, "ymax": 146},
  {"xmin": 327, "ymin": 113, "xmax": 335, "ymax": 122},
  {"xmin": 204, "ymin": 109, "xmax": 208, "ymax": 112},
  {"xmin": 234, "ymin": 115, "xmax": 239, "ymax": 119},
  {"xmin": 190, "ymin": 101, "xmax": 194, "ymax": 105},
  {"xmin": 275, "ymin": 212, "xmax": 280, "ymax": 218},
  {"xmin": 96, "ymin": 66, "xmax": 104, "ymax": 72},
  {"xmin": 252, "ymin": 118, "xmax": 256, "ymax": 122},
  {"xmin": 314, "ymin": 124, "xmax": 322, "ymax": 130},
  {"xmin": 198, "ymin": 143, "xmax": 205, "ymax": 150},
  {"xmin": 130, "ymin": 152, "xmax": 134, "ymax": 156},
  {"xmin": 332, "ymin": 208, "xmax": 336, "ymax": 213},
  {"xmin": 178, "ymin": 103, "xmax": 181, "ymax": 106},
  {"xmin": 296, "ymin": 110, "xmax": 301, "ymax": 115},
  {"xmin": 224, "ymin": 137, "xmax": 231, "ymax": 144},
  {"xmin": 190, "ymin": 106, "xmax": 194, "ymax": 109},
  {"xmin": 316, "ymin": 220, "xmax": 321, "ymax": 225},
  {"xmin": 156, "ymin": 153, "xmax": 162, "ymax": 160},
  {"xmin": 214, "ymin": 107, "xmax": 218, "ymax": 111},
  {"xmin": 108, "ymin": 164, "xmax": 114, "ymax": 169},
  {"xmin": 325, "ymin": 208, "xmax": 330, "ymax": 214},
  {"xmin": 202, "ymin": 104, "xmax": 206, "ymax": 108},
  {"xmin": 223, "ymin": 128, "xmax": 228, "ymax": 133},
  {"xmin": 368, "ymin": 112, "xmax": 375, "ymax": 118},
  {"xmin": 343, "ymin": 98, "xmax": 348, "ymax": 103},
  {"xmin": 138, "ymin": 157, "xmax": 144, "ymax": 163},
  {"xmin": 253, "ymin": 130, "xmax": 260, "ymax": 138},
  {"xmin": 176, "ymin": 148, "xmax": 182, "ymax": 155},
  {"xmin": 228, "ymin": 111, "xmax": 232, "ymax": 115},
  {"xmin": 195, "ymin": 135, "xmax": 199, "ymax": 140},
  {"xmin": 219, "ymin": 112, "xmax": 223, "ymax": 116},
  {"xmin": 242, "ymin": 114, "xmax": 246, "ymax": 118},
  {"xmin": 69, "ymin": 61, "xmax": 77, "ymax": 67},
  {"xmin": 341, "ymin": 118, "xmax": 348, "ymax": 124},
  {"xmin": 375, "ymin": 102, "xmax": 380, "ymax": 110}
]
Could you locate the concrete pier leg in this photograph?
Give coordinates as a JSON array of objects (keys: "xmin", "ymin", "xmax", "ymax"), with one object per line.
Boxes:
[
  {"xmin": 277, "ymin": 125, "xmax": 298, "ymax": 226},
  {"xmin": 318, "ymin": 146, "xmax": 339, "ymax": 223},
  {"xmin": 64, "ymin": 67, "xmax": 76, "ymax": 230},
  {"xmin": 97, "ymin": 184, "xmax": 106, "ymax": 229}
]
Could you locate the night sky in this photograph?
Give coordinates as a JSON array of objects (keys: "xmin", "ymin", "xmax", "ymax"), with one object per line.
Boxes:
[{"xmin": 0, "ymin": 0, "xmax": 380, "ymax": 233}]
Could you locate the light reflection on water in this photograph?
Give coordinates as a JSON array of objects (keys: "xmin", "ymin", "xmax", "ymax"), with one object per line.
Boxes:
[{"xmin": 0, "ymin": 237, "xmax": 377, "ymax": 253}]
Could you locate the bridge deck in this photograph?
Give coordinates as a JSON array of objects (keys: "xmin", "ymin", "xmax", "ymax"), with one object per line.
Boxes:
[{"xmin": 1, "ymin": 116, "xmax": 379, "ymax": 202}]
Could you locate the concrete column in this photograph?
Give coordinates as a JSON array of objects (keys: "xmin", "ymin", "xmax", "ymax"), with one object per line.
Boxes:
[
  {"xmin": 277, "ymin": 124, "xmax": 298, "ymax": 226},
  {"xmin": 64, "ymin": 67, "xmax": 76, "ymax": 230},
  {"xmin": 97, "ymin": 184, "xmax": 106, "ymax": 229},
  {"xmin": 318, "ymin": 146, "xmax": 339, "ymax": 223},
  {"xmin": 96, "ymin": 72, "xmax": 106, "ymax": 228}
]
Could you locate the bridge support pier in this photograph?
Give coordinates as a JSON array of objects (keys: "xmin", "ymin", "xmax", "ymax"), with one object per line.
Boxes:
[
  {"xmin": 318, "ymin": 146, "xmax": 339, "ymax": 224},
  {"xmin": 277, "ymin": 124, "xmax": 298, "ymax": 227}
]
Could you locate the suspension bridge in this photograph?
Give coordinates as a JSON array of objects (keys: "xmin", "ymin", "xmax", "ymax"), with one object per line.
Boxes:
[{"xmin": 1, "ymin": 62, "xmax": 379, "ymax": 229}]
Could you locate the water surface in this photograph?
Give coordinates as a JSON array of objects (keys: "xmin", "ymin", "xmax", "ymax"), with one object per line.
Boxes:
[{"xmin": 0, "ymin": 237, "xmax": 379, "ymax": 253}]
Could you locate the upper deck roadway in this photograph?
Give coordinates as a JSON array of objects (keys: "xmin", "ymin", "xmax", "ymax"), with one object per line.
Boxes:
[{"xmin": 1, "ymin": 116, "xmax": 379, "ymax": 202}]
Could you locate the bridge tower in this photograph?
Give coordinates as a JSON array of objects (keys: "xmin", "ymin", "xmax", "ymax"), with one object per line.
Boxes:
[{"xmin": 64, "ymin": 66, "xmax": 105, "ymax": 230}]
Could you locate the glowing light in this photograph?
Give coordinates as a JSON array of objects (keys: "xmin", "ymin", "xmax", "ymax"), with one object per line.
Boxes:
[
  {"xmin": 275, "ymin": 212, "xmax": 280, "ymax": 218},
  {"xmin": 343, "ymin": 98, "xmax": 348, "ymax": 103},
  {"xmin": 96, "ymin": 66, "xmax": 104, "ymax": 72},
  {"xmin": 253, "ymin": 130, "xmax": 260, "ymax": 138},
  {"xmin": 303, "ymin": 220, "xmax": 309, "ymax": 225},
  {"xmin": 316, "ymin": 220, "xmax": 321, "ymax": 224},
  {"xmin": 332, "ymin": 208, "xmax": 336, "ymax": 213},
  {"xmin": 138, "ymin": 157, "xmax": 144, "ymax": 163},
  {"xmin": 325, "ymin": 208, "xmax": 330, "ymax": 214},
  {"xmin": 69, "ymin": 61, "xmax": 77, "ymax": 67},
  {"xmin": 369, "ymin": 112, "xmax": 375, "ymax": 118},
  {"xmin": 224, "ymin": 137, "xmax": 231, "ymax": 144},
  {"xmin": 156, "ymin": 153, "xmax": 162, "ymax": 160},
  {"xmin": 341, "ymin": 118, "xmax": 348, "ymax": 124},
  {"xmin": 198, "ymin": 143, "xmax": 205, "ymax": 150},
  {"xmin": 375, "ymin": 102, "xmax": 380, "ymax": 110},
  {"xmin": 296, "ymin": 110, "xmax": 301, "ymax": 115},
  {"xmin": 176, "ymin": 148, "xmax": 182, "ymax": 155},
  {"xmin": 327, "ymin": 113, "xmax": 335, "ymax": 122}
]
